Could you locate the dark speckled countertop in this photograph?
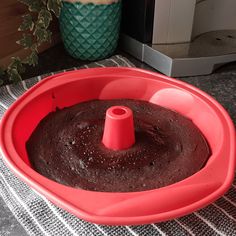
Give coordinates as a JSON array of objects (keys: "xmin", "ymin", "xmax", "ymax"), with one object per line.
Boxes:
[{"xmin": 0, "ymin": 44, "xmax": 235, "ymax": 235}]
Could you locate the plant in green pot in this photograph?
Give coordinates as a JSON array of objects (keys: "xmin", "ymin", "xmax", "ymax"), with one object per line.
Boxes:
[
  {"xmin": 0, "ymin": 0, "xmax": 121, "ymax": 85},
  {"xmin": 60, "ymin": 0, "xmax": 121, "ymax": 60}
]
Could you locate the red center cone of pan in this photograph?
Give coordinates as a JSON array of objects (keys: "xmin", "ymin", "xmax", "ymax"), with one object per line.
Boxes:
[{"xmin": 102, "ymin": 106, "xmax": 135, "ymax": 150}]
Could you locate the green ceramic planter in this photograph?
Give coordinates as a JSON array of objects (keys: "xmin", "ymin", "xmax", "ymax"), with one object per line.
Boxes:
[{"xmin": 59, "ymin": 1, "xmax": 121, "ymax": 60}]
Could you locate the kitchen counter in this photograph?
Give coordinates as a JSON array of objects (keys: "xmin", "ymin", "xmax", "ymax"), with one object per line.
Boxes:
[
  {"xmin": 20, "ymin": 43, "xmax": 235, "ymax": 124},
  {"xmin": 0, "ymin": 43, "xmax": 235, "ymax": 235}
]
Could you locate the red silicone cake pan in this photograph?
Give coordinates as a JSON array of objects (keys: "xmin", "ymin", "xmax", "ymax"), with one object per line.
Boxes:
[{"xmin": 0, "ymin": 67, "xmax": 235, "ymax": 225}]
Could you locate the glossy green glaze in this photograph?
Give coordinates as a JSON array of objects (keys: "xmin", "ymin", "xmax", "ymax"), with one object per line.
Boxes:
[{"xmin": 59, "ymin": 1, "xmax": 121, "ymax": 60}]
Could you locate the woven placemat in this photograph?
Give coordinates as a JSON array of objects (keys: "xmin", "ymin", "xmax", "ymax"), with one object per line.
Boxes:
[{"xmin": 0, "ymin": 55, "xmax": 235, "ymax": 236}]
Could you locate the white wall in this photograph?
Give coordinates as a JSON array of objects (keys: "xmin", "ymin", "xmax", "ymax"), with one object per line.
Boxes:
[{"xmin": 192, "ymin": 0, "xmax": 236, "ymax": 38}]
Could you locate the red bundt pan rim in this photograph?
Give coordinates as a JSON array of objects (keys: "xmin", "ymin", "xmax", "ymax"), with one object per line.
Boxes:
[{"xmin": 0, "ymin": 67, "xmax": 235, "ymax": 225}]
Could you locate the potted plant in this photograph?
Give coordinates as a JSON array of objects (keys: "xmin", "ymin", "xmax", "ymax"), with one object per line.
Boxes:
[
  {"xmin": 60, "ymin": 0, "xmax": 121, "ymax": 60},
  {"xmin": 0, "ymin": 0, "xmax": 121, "ymax": 84}
]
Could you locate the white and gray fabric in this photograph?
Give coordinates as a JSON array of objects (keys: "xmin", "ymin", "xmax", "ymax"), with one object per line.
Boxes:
[{"xmin": 0, "ymin": 55, "xmax": 236, "ymax": 236}]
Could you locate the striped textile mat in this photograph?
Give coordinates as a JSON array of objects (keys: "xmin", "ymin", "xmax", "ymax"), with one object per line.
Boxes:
[{"xmin": 0, "ymin": 55, "xmax": 235, "ymax": 236}]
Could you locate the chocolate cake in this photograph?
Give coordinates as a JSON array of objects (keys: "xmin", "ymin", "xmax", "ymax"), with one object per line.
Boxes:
[{"xmin": 26, "ymin": 99, "xmax": 210, "ymax": 192}]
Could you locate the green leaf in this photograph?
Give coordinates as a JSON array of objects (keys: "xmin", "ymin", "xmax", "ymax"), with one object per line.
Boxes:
[
  {"xmin": 34, "ymin": 27, "xmax": 52, "ymax": 43},
  {"xmin": 47, "ymin": 0, "xmax": 62, "ymax": 17},
  {"xmin": 0, "ymin": 79, "xmax": 3, "ymax": 86},
  {"xmin": 18, "ymin": 0, "xmax": 42, "ymax": 12},
  {"xmin": 18, "ymin": 14, "xmax": 34, "ymax": 31},
  {"xmin": 29, "ymin": 1, "xmax": 43, "ymax": 12},
  {"xmin": 24, "ymin": 51, "xmax": 38, "ymax": 66},
  {"xmin": 16, "ymin": 34, "xmax": 33, "ymax": 49},
  {"xmin": 46, "ymin": 30, "xmax": 52, "ymax": 43},
  {"xmin": 9, "ymin": 57, "xmax": 25, "ymax": 74},
  {"xmin": 7, "ymin": 68, "xmax": 22, "ymax": 83},
  {"xmin": 7, "ymin": 57, "xmax": 25, "ymax": 83},
  {"xmin": 0, "ymin": 67, "xmax": 5, "ymax": 76},
  {"xmin": 38, "ymin": 9, "xmax": 52, "ymax": 28},
  {"xmin": 31, "ymin": 43, "xmax": 38, "ymax": 52}
]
